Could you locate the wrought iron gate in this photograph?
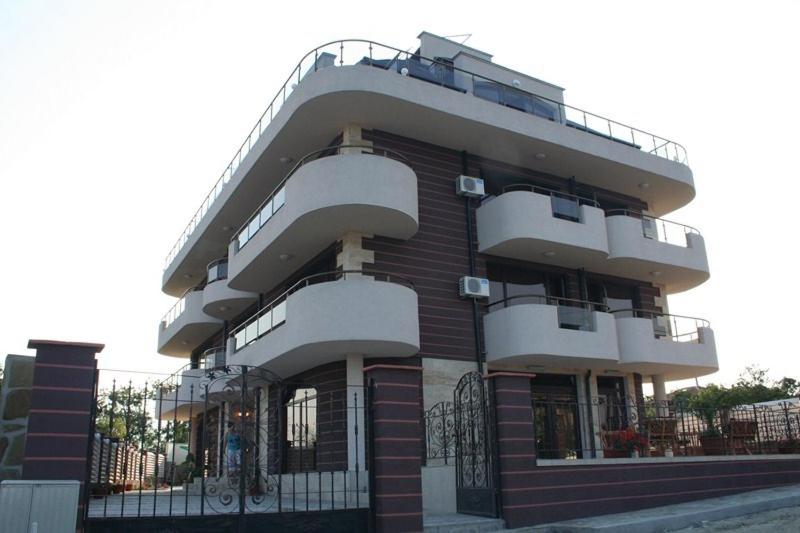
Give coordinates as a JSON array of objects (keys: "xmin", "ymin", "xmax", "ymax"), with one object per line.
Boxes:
[
  {"xmin": 83, "ymin": 364, "xmax": 372, "ymax": 532},
  {"xmin": 453, "ymin": 371, "xmax": 498, "ymax": 517}
]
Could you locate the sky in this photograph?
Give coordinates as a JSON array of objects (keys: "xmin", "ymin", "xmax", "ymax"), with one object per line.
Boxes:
[{"xmin": 1, "ymin": 0, "xmax": 798, "ymax": 391}]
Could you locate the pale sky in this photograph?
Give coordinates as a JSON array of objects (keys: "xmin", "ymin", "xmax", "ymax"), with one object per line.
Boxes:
[{"xmin": 1, "ymin": 1, "xmax": 798, "ymax": 391}]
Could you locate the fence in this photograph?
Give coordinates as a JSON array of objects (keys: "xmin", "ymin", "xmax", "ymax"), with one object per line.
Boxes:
[
  {"xmin": 84, "ymin": 366, "xmax": 372, "ymax": 532},
  {"xmin": 531, "ymin": 397, "xmax": 800, "ymax": 460}
]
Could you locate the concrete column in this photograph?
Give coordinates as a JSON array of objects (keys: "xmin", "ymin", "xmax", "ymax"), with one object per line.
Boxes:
[
  {"xmin": 652, "ymin": 375, "xmax": 668, "ymax": 417},
  {"xmin": 363, "ymin": 364, "xmax": 423, "ymax": 533},
  {"xmin": 341, "ymin": 124, "xmax": 372, "ymax": 154},
  {"xmin": 583, "ymin": 372, "xmax": 604, "ymax": 458},
  {"xmin": 346, "ymin": 354, "xmax": 366, "ymax": 472},
  {"xmin": 22, "ymin": 339, "xmax": 104, "ymax": 532},
  {"xmin": 487, "ymin": 372, "xmax": 537, "ymax": 529},
  {"xmin": 337, "ymin": 232, "xmax": 375, "ymax": 276}
]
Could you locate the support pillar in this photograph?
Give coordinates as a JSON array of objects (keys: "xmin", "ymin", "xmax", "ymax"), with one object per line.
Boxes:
[
  {"xmin": 346, "ymin": 354, "xmax": 365, "ymax": 472},
  {"xmin": 21, "ymin": 339, "xmax": 104, "ymax": 531},
  {"xmin": 652, "ymin": 374, "xmax": 668, "ymax": 417},
  {"xmin": 337, "ymin": 232, "xmax": 374, "ymax": 275},
  {"xmin": 364, "ymin": 364, "xmax": 423, "ymax": 533},
  {"xmin": 487, "ymin": 372, "xmax": 537, "ymax": 529}
]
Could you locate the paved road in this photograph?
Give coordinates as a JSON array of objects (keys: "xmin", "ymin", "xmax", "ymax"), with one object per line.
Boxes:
[{"xmin": 671, "ymin": 505, "xmax": 800, "ymax": 532}]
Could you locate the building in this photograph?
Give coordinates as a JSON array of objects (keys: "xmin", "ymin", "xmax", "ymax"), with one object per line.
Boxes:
[{"xmin": 139, "ymin": 33, "xmax": 797, "ymax": 532}]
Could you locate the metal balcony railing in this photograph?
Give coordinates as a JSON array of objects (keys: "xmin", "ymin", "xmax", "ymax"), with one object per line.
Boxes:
[
  {"xmin": 606, "ymin": 209, "xmax": 701, "ymax": 247},
  {"xmin": 164, "ymin": 39, "xmax": 688, "ymax": 273},
  {"xmin": 232, "ymin": 144, "xmax": 408, "ymax": 253},
  {"xmin": 610, "ymin": 308, "xmax": 710, "ymax": 342},
  {"xmin": 229, "ymin": 269, "xmax": 415, "ymax": 352}
]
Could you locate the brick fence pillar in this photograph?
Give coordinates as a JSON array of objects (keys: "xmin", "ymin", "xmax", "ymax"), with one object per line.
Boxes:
[
  {"xmin": 21, "ymin": 339, "xmax": 104, "ymax": 530},
  {"xmin": 364, "ymin": 364, "xmax": 423, "ymax": 533},
  {"xmin": 487, "ymin": 372, "xmax": 536, "ymax": 529}
]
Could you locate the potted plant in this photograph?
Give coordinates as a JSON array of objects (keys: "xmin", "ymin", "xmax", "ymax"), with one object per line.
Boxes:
[
  {"xmin": 605, "ymin": 427, "xmax": 649, "ymax": 458},
  {"xmin": 685, "ymin": 387, "xmax": 729, "ymax": 455}
]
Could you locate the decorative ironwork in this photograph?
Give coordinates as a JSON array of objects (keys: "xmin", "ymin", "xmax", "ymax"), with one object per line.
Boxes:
[
  {"xmin": 425, "ymin": 401, "xmax": 456, "ymax": 463},
  {"xmin": 85, "ymin": 364, "xmax": 371, "ymax": 529},
  {"xmin": 454, "ymin": 371, "xmax": 498, "ymax": 517}
]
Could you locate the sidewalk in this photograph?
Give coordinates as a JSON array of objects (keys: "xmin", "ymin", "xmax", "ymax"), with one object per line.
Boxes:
[{"xmin": 509, "ymin": 484, "xmax": 800, "ymax": 533}]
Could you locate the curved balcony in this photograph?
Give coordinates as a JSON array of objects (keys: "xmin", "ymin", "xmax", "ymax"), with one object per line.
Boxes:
[
  {"xmin": 484, "ymin": 295, "xmax": 619, "ymax": 369},
  {"xmin": 229, "ymin": 270, "xmax": 420, "ymax": 377},
  {"xmin": 163, "ymin": 40, "xmax": 693, "ymax": 297},
  {"xmin": 201, "ymin": 258, "xmax": 258, "ymax": 320},
  {"xmin": 157, "ymin": 289, "xmax": 223, "ymax": 357},
  {"xmin": 156, "ymin": 348, "xmax": 227, "ymax": 420},
  {"xmin": 477, "ymin": 186, "xmax": 609, "ymax": 267},
  {"xmin": 606, "ymin": 211, "xmax": 709, "ymax": 293},
  {"xmin": 227, "ymin": 148, "xmax": 418, "ymax": 292},
  {"xmin": 612, "ymin": 309, "xmax": 718, "ymax": 380}
]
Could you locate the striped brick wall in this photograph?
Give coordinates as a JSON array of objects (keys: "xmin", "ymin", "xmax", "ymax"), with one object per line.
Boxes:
[
  {"xmin": 487, "ymin": 372, "xmax": 537, "ymax": 529},
  {"xmin": 21, "ymin": 339, "xmax": 104, "ymax": 531},
  {"xmin": 364, "ymin": 364, "xmax": 424, "ymax": 533},
  {"xmin": 501, "ymin": 458, "xmax": 800, "ymax": 526}
]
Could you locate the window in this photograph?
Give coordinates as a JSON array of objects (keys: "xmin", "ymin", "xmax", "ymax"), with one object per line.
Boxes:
[{"xmin": 285, "ymin": 387, "xmax": 317, "ymax": 473}]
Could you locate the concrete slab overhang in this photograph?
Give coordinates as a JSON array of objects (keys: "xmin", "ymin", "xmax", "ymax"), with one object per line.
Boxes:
[
  {"xmin": 230, "ymin": 277, "xmax": 420, "ymax": 378},
  {"xmin": 163, "ymin": 64, "xmax": 694, "ymax": 296},
  {"xmin": 477, "ymin": 193, "xmax": 709, "ymax": 294},
  {"xmin": 484, "ymin": 303, "xmax": 620, "ymax": 369},
  {"xmin": 157, "ymin": 290, "xmax": 223, "ymax": 357},
  {"xmin": 202, "ymin": 279, "xmax": 258, "ymax": 320},
  {"xmin": 615, "ymin": 317, "xmax": 718, "ymax": 381},
  {"xmin": 227, "ymin": 152, "xmax": 419, "ymax": 293}
]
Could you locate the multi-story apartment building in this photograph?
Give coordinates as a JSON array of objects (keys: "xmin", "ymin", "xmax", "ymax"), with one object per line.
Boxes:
[{"xmin": 153, "ymin": 32, "xmax": 727, "ymax": 530}]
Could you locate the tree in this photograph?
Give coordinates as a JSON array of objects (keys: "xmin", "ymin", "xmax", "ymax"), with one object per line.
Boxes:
[{"xmin": 95, "ymin": 383, "xmax": 188, "ymax": 454}]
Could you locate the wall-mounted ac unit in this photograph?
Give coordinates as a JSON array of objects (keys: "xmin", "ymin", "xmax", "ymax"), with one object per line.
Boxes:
[
  {"xmin": 456, "ymin": 175, "xmax": 485, "ymax": 198},
  {"xmin": 459, "ymin": 276, "xmax": 490, "ymax": 299}
]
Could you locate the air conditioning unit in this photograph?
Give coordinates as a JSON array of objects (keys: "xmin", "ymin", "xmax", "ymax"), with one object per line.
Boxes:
[
  {"xmin": 456, "ymin": 175, "xmax": 485, "ymax": 198},
  {"xmin": 459, "ymin": 276, "xmax": 490, "ymax": 299}
]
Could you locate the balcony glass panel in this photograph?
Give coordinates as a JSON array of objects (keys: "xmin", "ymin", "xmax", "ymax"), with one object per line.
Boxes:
[
  {"xmin": 551, "ymin": 195, "xmax": 580, "ymax": 222},
  {"xmin": 557, "ymin": 306, "xmax": 594, "ymax": 331},
  {"xmin": 272, "ymin": 300, "xmax": 287, "ymax": 326},
  {"xmin": 257, "ymin": 310, "xmax": 272, "ymax": 336}
]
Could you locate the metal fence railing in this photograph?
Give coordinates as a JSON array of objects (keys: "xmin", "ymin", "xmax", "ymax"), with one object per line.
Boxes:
[{"xmin": 531, "ymin": 398, "xmax": 800, "ymax": 460}]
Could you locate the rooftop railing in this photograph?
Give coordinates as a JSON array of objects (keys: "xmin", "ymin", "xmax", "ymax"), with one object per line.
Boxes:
[
  {"xmin": 606, "ymin": 209, "xmax": 701, "ymax": 247},
  {"xmin": 232, "ymin": 144, "xmax": 409, "ymax": 253},
  {"xmin": 164, "ymin": 39, "xmax": 688, "ymax": 273}
]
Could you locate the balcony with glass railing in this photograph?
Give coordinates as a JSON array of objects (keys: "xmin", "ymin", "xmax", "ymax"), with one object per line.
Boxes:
[
  {"xmin": 163, "ymin": 39, "xmax": 691, "ymax": 290},
  {"xmin": 477, "ymin": 184, "xmax": 609, "ymax": 267},
  {"xmin": 484, "ymin": 294, "xmax": 619, "ymax": 368},
  {"xmin": 157, "ymin": 288, "xmax": 223, "ymax": 357},
  {"xmin": 227, "ymin": 145, "xmax": 418, "ymax": 292},
  {"xmin": 228, "ymin": 270, "xmax": 419, "ymax": 376},
  {"xmin": 201, "ymin": 258, "xmax": 258, "ymax": 320},
  {"xmin": 605, "ymin": 210, "xmax": 709, "ymax": 293},
  {"xmin": 612, "ymin": 309, "xmax": 717, "ymax": 380}
]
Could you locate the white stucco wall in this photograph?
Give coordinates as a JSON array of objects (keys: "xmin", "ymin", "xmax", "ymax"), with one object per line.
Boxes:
[
  {"xmin": 228, "ymin": 153, "xmax": 418, "ymax": 292},
  {"xmin": 231, "ymin": 278, "xmax": 420, "ymax": 377},
  {"xmin": 158, "ymin": 290, "xmax": 224, "ymax": 357},
  {"xmin": 615, "ymin": 317, "xmax": 718, "ymax": 380},
  {"xmin": 477, "ymin": 190, "xmax": 609, "ymax": 266},
  {"xmin": 484, "ymin": 303, "xmax": 619, "ymax": 368}
]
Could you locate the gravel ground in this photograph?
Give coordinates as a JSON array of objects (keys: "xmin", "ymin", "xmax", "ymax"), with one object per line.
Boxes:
[{"xmin": 670, "ymin": 505, "xmax": 800, "ymax": 532}]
